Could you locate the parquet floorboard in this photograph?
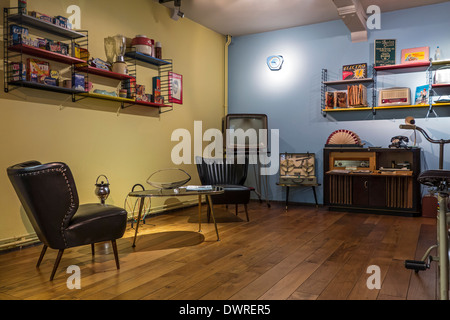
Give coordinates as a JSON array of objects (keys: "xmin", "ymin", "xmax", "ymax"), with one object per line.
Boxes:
[{"xmin": 0, "ymin": 202, "xmax": 437, "ymax": 300}]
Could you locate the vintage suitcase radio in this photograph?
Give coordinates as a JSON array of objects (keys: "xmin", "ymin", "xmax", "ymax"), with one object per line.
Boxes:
[
  {"xmin": 279, "ymin": 152, "xmax": 317, "ymax": 185},
  {"xmin": 378, "ymin": 87, "xmax": 411, "ymax": 107}
]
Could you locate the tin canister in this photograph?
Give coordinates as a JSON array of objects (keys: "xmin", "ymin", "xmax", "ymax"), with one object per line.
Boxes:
[
  {"xmin": 119, "ymin": 89, "xmax": 127, "ymax": 98},
  {"xmin": 131, "ymin": 35, "xmax": 154, "ymax": 56},
  {"xmin": 155, "ymin": 42, "xmax": 162, "ymax": 59}
]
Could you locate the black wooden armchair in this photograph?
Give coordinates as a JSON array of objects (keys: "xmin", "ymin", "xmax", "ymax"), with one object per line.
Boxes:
[
  {"xmin": 196, "ymin": 157, "xmax": 251, "ymax": 221},
  {"xmin": 7, "ymin": 161, "xmax": 128, "ymax": 281}
]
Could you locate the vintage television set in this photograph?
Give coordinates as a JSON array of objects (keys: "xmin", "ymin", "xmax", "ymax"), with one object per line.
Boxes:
[{"xmin": 222, "ymin": 114, "xmax": 268, "ymax": 153}]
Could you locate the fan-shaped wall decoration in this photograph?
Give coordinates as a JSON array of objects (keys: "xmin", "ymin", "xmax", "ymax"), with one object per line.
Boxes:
[{"xmin": 326, "ymin": 129, "xmax": 361, "ymax": 145}]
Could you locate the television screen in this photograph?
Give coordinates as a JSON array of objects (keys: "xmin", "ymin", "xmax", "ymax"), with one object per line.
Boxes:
[{"xmin": 223, "ymin": 114, "xmax": 268, "ymax": 152}]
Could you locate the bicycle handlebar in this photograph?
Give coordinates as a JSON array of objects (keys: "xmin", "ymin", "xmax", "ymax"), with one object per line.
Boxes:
[
  {"xmin": 399, "ymin": 124, "xmax": 450, "ymax": 145},
  {"xmin": 400, "ymin": 123, "xmax": 450, "ymax": 169}
]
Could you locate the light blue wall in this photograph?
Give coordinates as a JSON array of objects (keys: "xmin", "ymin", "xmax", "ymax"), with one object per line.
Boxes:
[{"xmin": 228, "ymin": 2, "xmax": 450, "ymax": 205}]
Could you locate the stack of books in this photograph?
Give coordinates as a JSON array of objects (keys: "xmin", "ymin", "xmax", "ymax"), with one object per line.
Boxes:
[{"xmin": 347, "ymin": 84, "xmax": 367, "ymax": 107}]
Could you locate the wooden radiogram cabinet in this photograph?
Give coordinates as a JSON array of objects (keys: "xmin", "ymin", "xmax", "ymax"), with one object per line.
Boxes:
[{"xmin": 323, "ymin": 147, "xmax": 421, "ymax": 216}]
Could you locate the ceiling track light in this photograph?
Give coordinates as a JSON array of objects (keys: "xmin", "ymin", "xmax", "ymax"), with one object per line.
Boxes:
[
  {"xmin": 171, "ymin": 7, "xmax": 184, "ymax": 20},
  {"xmin": 159, "ymin": 0, "xmax": 184, "ymax": 20}
]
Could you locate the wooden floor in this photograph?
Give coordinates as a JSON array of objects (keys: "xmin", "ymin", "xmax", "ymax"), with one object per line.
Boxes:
[{"xmin": 0, "ymin": 201, "xmax": 438, "ymax": 300}]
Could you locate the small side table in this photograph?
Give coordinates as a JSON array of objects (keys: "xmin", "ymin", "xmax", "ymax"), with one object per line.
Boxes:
[
  {"xmin": 127, "ymin": 186, "xmax": 224, "ymax": 247},
  {"xmin": 276, "ymin": 182, "xmax": 320, "ymax": 211}
]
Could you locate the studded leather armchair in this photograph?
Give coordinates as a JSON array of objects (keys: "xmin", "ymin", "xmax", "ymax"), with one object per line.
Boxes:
[
  {"xmin": 196, "ymin": 157, "xmax": 251, "ymax": 221},
  {"xmin": 7, "ymin": 161, "xmax": 128, "ymax": 281}
]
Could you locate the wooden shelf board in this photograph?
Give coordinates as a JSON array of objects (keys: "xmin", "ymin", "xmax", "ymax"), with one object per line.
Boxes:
[
  {"xmin": 78, "ymin": 92, "xmax": 134, "ymax": 103},
  {"xmin": 8, "ymin": 44, "xmax": 86, "ymax": 64},
  {"xmin": 374, "ymin": 104, "xmax": 429, "ymax": 110},
  {"xmin": 431, "ymin": 59, "xmax": 450, "ymax": 66},
  {"xmin": 8, "ymin": 80, "xmax": 85, "ymax": 94},
  {"xmin": 327, "ymin": 103, "xmax": 450, "ymax": 110},
  {"xmin": 75, "ymin": 66, "xmax": 135, "ymax": 80},
  {"xmin": 432, "ymin": 83, "xmax": 450, "ymax": 88},
  {"xmin": 432, "ymin": 103, "xmax": 450, "ymax": 107},
  {"xmin": 374, "ymin": 61, "xmax": 430, "ymax": 71},
  {"xmin": 323, "ymin": 78, "xmax": 373, "ymax": 85},
  {"xmin": 125, "ymin": 52, "xmax": 172, "ymax": 66},
  {"xmin": 7, "ymin": 13, "xmax": 86, "ymax": 39},
  {"xmin": 323, "ymin": 107, "xmax": 371, "ymax": 112},
  {"xmin": 132, "ymin": 100, "xmax": 171, "ymax": 108},
  {"xmin": 78, "ymin": 92, "xmax": 170, "ymax": 108}
]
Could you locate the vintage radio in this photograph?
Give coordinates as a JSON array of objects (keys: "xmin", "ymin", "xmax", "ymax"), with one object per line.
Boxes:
[
  {"xmin": 378, "ymin": 87, "xmax": 411, "ymax": 107},
  {"xmin": 333, "ymin": 159, "xmax": 370, "ymax": 169},
  {"xmin": 329, "ymin": 151, "xmax": 376, "ymax": 171},
  {"xmin": 279, "ymin": 152, "xmax": 317, "ymax": 185}
]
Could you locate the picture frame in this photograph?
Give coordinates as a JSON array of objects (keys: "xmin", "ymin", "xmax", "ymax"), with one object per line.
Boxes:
[
  {"xmin": 374, "ymin": 39, "xmax": 396, "ymax": 66},
  {"xmin": 401, "ymin": 46, "xmax": 429, "ymax": 64},
  {"xmin": 342, "ymin": 63, "xmax": 367, "ymax": 80},
  {"xmin": 414, "ymin": 85, "xmax": 429, "ymax": 105},
  {"xmin": 168, "ymin": 72, "xmax": 183, "ymax": 104}
]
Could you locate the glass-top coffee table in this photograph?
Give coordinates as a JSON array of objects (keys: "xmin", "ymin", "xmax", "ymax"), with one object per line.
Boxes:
[{"xmin": 127, "ymin": 186, "xmax": 224, "ymax": 247}]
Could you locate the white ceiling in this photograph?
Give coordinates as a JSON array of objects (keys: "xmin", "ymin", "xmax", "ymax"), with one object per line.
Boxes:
[{"xmin": 158, "ymin": 0, "xmax": 450, "ymax": 36}]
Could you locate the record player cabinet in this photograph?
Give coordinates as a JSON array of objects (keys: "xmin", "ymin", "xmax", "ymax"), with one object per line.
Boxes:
[{"xmin": 323, "ymin": 147, "xmax": 421, "ymax": 216}]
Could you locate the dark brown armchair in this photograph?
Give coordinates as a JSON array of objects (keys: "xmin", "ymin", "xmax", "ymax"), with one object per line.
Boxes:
[
  {"xmin": 7, "ymin": 161, "xmax": 128, "ymax": 281},
  {"xmin": 196, "ymin": 157, "xmax": 251, "ymax": 221}
]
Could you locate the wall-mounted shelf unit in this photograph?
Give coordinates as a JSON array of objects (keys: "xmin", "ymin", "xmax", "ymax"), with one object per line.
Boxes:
[
  {"xmin": 72, "ymin": 63, "xmax": 172, "ymax": 111},
  {"xmin": 3, "ymin": 7, "xmax": 88, "ymax": 95},
  {"xmin": 322, "ymin": 59, "xmax": 450, "ymax": 119},
  {"xmin": 72, "ymin": 64, "xmax": 136, "ymax": 108},
  {"xmin": 3, "ymin": 7, "xmax": 175, "ymax": 114},
  {"xmin": 374, "ymin": 62, "xmax": 431, "ymax": 111},
  {"xmin": 321, "ymin": 67, "xmax": 375, "ymax": 117},
  {"xmin": 72, "ymin": 54, "xmax": 173, "ymax": 113},
  {"xmin": 428, "ymin": 59, "xmax": 450, "ymax": 115},
  {"xmin": 125, "ymin": 50, "xmax": 174, "ymax": 114}
]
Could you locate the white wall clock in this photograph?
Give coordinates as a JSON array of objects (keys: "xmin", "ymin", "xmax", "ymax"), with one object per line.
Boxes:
[{"xmin": 267, "ymin": 55, "xmax": 284, "ymax": 71}]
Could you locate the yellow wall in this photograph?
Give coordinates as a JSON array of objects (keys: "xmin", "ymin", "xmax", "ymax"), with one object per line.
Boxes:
[{"xmin": 0, "ymin": 0, "xmax": 225, "ymax": 241}]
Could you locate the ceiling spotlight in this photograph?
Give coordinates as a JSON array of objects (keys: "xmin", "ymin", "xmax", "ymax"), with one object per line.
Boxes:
[
  {"xmin": 159, "ymin": 0, "xmax": 184, "ymax": 20},
  {"xmin": 171, "ymin": 6, "xmax": 184, "ymax": 20}
]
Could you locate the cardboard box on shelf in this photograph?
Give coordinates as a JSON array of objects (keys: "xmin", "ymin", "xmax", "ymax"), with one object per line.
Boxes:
[{"xmin": 27, "ymin": 58, "xmax": 49, "ymax": 83}]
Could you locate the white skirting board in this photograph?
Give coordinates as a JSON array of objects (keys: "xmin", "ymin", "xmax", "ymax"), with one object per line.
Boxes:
[
  {"xmin": 0, "ymin": 233, "xmax": 40, "ymax": 251},
  {"xmin": 0, "ymin": 198, "xmax": 201, "ymax": 252}
]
